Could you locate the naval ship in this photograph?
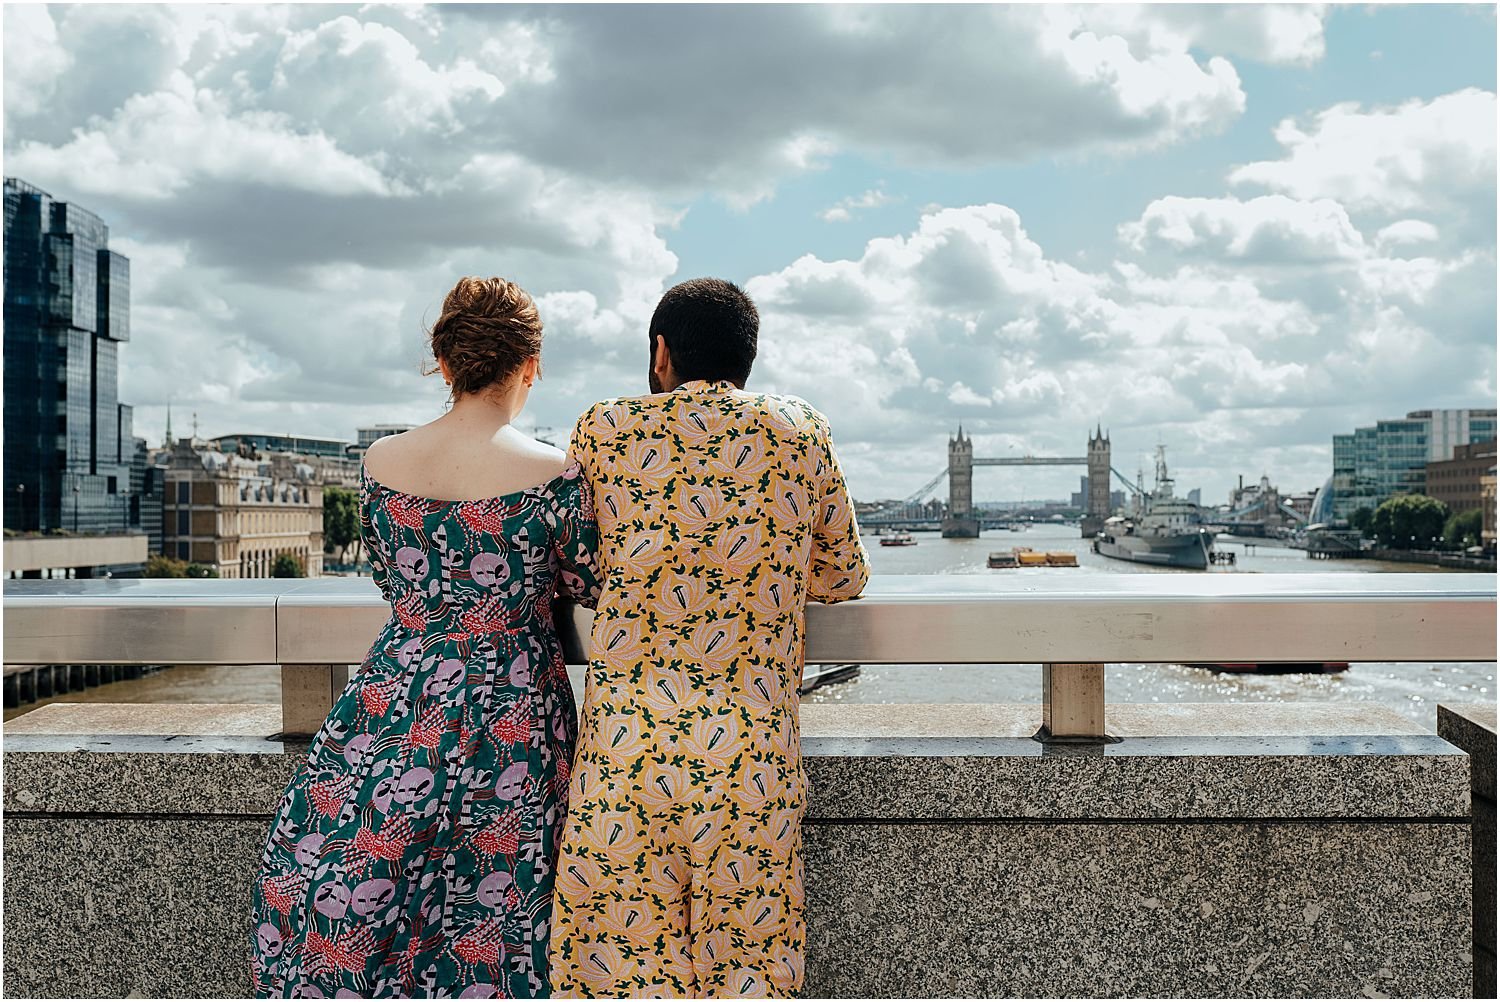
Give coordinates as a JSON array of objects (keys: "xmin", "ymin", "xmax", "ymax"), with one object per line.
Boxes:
[{"xmin": 1093, "ymin": 446, "xmax": 1216, "ymax": 570}]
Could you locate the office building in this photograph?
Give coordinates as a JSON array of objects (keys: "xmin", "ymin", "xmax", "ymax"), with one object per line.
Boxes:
[
  {"xmin": 356, "ymin": 425, "xmax": 414, "ymax": 450},
  {"xmin": 3, "ymin": 179, "xmax": 150, "ymax": 577},
  {"xmin": 1426, "ymin": 440, "xmax": 1498, "ymax": 516},
  {"xmin": 210, "ymin": 433, "xmax": 351, "ymax": 460},
  {"xmin": 1330, "ymin": 408, "xmax": 1497, "ymax": 519}
]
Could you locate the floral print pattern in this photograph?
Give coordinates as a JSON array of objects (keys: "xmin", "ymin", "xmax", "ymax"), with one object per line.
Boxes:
[
  {"xmin": 549, "ymin": 380, "xmax": 870, "ymax": 998},
  {"xmin": 250, "ymin": 461, "xmax": 599, "ymax": 998}
]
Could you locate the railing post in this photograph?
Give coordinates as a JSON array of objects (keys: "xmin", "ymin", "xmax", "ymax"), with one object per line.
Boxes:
[
  {"xmin": 280, "ymin": 664, "xmax": 349, "ymax": 739},
  {"xmin": 1041, "ymin": 662, "xmax": 1106, "ymax": 741}
]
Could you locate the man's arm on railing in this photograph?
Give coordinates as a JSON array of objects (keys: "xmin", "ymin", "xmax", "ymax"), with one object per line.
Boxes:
[{"xmin": 808, "ymin": 412, "xmax": 871, "ymax": 604}]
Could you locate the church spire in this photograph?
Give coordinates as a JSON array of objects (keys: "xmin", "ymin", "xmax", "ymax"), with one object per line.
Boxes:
[{"xmin": 165, "ymin": 401, "xmax": 173, "ymax": 447}]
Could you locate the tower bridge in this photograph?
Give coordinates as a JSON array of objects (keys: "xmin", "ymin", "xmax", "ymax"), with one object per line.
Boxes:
[
  {"xmin": 943, "ymin": 426, "xmax": 1113, "ymax": 537},
  {"xmin": 862, "ymin": 428, "xmax": 1115, "ymax": 538}
]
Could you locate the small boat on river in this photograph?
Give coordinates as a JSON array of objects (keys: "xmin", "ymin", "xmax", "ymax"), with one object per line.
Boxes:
[
  {"xmin": 1188, "ymin": 662, "xmax": 1350, "ymax": 675},
  {"xmin": 879, "ymin": 531, "xmax": 917, "ymax": 547},
  {"xmin": 987, "ymin": 547, "xmax": 1077, "ymax": 568}
]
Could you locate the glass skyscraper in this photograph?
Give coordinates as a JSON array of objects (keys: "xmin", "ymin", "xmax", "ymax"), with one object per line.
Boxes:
[
  {"xmin": 1330, "ymin": 408, "xmax": 1498, "ymax": 519},
  {"xmin": 4, "ymin": 177, "xmax": 138, "ymax": 535}
]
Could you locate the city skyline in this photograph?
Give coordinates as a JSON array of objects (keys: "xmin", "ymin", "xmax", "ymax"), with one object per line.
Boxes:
[{"xmin": 3, "ymin": 3, "xmax": 1494, "ymax": 503}]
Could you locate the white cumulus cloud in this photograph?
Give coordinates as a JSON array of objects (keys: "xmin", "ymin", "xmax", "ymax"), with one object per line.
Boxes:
[{"xmin": 1230, "ymin": 89, "xmax": 1497, "ymax": 220}]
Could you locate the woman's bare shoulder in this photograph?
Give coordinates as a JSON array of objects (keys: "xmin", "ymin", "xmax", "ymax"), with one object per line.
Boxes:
[
  {"xmin": 361, "ymin": 422, "xmax": 434, "ymax": 473},
  {"xmin": 500, "ymin": 429, "xmax": 568, "ymax": 480},
  {"xmin": 363, "ymin": 422, "xmax": 569, "ymax": 499}
]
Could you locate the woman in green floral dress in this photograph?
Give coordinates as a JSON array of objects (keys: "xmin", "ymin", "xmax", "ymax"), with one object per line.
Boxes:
[{"xmin": 249, "ymin": 277, "xmax": 599, "ymax": 998}]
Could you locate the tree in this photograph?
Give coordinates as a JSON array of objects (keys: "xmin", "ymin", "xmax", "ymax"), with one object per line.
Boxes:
[
  {"xmin": 272, "ymin": 553, "xmax": 305, "ymax": 578},
  {"xmin": 1349, "ymin": 506, "xmax": 1375, "ymax": 536},
  {"xmin": 323, "ymin": 486, "xmax": 359, "ymax": 564},
  {"xmin": 1370, "ymin": 494, "xmax": 1450, "ymax": 550},
  {"xmin": 1444, "ymin": 509, "xmax": 1485, "ymax": 550},
  {"xmin": 146, "ymin": 554, "xmax": 220, "ymax": 577},
  {"xmin": 145, "ymin": 553, "xmax": 188, "ymax": 578}
]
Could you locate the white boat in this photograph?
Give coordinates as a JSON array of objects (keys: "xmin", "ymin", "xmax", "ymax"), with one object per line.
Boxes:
[{"xmin": 1093, "ymin": 446, "xmax": 1216, "ymax": 570}]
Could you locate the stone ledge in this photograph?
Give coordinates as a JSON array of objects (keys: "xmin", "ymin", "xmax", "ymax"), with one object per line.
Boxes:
[
  {"xmin": 1, "ymin": 698, "xmax": 1441, "ymax": 740},
  {"xmin": 805, "ymin": 744, "xmax": 1468, "ymax": 821},
  {"xmin": 810, "ymin": 701, "xmax": 1436, "ymax": 738},
  {"xmin": 3, "ymin": 702, "xmax": 1471, "ymax": 820},
  {"xmin": 1438, "ymin": 701, "xmax": 1496, "ymax": 802},
  {"xmin": 2, "ymin": 701, "xmax": 281, "ymax": 736}
]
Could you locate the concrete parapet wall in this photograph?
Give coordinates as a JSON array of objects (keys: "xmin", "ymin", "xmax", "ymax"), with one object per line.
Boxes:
[
  {"xmin": 1440, "ymin": 702, "xmax": 1497, "ymax": 998},
  {"xmin": 2, "ymin": 702, "xmax": 1473, "ymax": 998},
  {"xmin": 2, "ymin": 533, "xmax": 147, "ymax": 573},
  {"xmin": 807, "ymin": 821, "xmax": 1466, "ymax": 997}
]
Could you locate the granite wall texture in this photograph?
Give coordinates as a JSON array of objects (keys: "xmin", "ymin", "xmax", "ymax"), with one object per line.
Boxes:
[
  {"xmin": 803, "ymin": 821, "xmax": 1468, "ymax": 998},
  {"xmin": 2, "ymin": 703, "xmax": 1475, "ymax": 998},
  {"xmin": 3, "ymin": 818, "xmax": 1469, "ymax": 999}
]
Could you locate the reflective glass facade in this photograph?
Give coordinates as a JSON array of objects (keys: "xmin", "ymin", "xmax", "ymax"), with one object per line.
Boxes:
[
  {"xmin": 1330, "ymin": 409, "xmax": 1498, "ymax": 519},
  {"xmin": 4, "ymin": 178, "xmax": 140, "ymax": 539},
  {"xmin": 210, "ymin": 433, "xmax": 352, "ymax": 458},
  {"xmin": 98, "ymin": 249, "xmax": 129, "ymax": 342}
]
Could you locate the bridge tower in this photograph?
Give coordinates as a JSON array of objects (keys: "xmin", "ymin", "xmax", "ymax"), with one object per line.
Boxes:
[
  {"xmin": 1083, "ymin": 425, "xmax": 1111, "ymax": 537},
  {"xmin": 941, "ymin": 427, "xmax": 980, "ymax": 538}
]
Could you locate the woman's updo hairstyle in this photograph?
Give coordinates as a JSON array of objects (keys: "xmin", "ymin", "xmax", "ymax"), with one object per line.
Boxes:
[{"xmin": 427, "ymin": 276, "xmax": 542, "ymax": 396}]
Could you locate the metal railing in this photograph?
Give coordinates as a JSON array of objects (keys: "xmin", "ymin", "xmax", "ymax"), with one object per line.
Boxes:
[{"xmin": 3, "ymin": 574, "xmax": 1495, "ymax": 740}]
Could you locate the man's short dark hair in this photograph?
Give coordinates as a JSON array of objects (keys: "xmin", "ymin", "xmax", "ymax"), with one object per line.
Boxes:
[{"xmin": 650, "ymin": 278, "xmax": 759, "ymax": 386}]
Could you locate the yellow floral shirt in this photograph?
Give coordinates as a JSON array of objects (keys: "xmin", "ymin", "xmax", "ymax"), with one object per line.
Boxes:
[{"xmin": 549, "ymin": 379, "xmax": 869, "ymax": 998}]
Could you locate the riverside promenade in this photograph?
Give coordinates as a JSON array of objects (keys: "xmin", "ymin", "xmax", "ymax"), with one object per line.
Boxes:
[{"xmin": 2, "ymin": 574, "xmax": 1495, "ymax": 997}]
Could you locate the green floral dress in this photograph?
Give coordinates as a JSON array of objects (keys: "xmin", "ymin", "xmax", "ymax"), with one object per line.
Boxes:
[{"xmin": 250, "ymin": 461, "xmax": 599, "ymax": 998}]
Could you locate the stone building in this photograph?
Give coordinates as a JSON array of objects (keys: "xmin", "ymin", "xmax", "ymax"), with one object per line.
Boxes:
[{"xmin": 161, "ymin": 439, "xmax": 324, "ymax": 577}]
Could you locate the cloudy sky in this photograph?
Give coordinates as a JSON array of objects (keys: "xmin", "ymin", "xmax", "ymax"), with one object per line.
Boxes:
[{"xmin": 5, "ymin": 3, "xmax": 1495, "ymax": 504}]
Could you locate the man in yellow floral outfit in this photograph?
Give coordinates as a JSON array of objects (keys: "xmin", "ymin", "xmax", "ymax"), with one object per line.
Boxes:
[{"xmin": 550, "ymin": 278, "xmax": 870, "ymax": 998}]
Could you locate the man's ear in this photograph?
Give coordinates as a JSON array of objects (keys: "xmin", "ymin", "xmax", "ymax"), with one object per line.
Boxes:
[{"xmin": 653, "ymin": 335, "xmax": 674, "ymax": 381}]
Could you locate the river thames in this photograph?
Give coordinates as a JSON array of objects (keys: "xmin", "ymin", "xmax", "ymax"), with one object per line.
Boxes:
[
  {"xmin": 810, "ymin": 523, "xmax": 1492, "ymax": 724},
  {"xmin": 5, "ymin": 524, "xmax": 1492, "ymax": 727}
]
